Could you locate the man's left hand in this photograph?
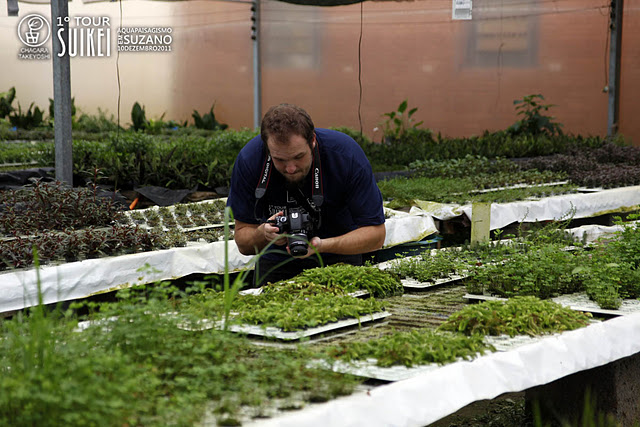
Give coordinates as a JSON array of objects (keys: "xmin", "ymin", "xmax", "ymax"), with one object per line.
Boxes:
[{"xmin": 288, "ymin": 236, "xmax": 322, "ymax": 258}]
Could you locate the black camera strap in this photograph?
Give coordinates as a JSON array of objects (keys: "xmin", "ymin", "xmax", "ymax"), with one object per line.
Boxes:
[{"xmin": 254, "ymin": 139, "xmax": 324, "ymax": 223}]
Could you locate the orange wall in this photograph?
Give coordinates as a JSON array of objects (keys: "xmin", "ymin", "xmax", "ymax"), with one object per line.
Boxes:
[
  {"xmin": 173, "ymin": 0, "xmax": 639, "ymax": 143},
  {"xmin": 2, "ymin": 0, "xmax": 638, "ymax": 144}
]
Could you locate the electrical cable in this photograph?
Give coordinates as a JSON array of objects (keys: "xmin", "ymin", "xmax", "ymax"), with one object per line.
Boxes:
[
  {"xmin": 494, "ymin": 0, "xmax": 505, "ymax": 110},
  {"xmin": 116, "ymin": 0, "xmax": 122, "ymax": 141},
  {"xmin": 603, "ymin": 1, "xmax": 612, "ymax": 89}
]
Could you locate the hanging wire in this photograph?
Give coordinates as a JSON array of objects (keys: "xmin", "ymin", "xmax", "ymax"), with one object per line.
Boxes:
[
  {"xmin": 494, "ymin": 0, "xmax": 505, "ymax": 110},
  {"xmin": 602, "ymin": 1, "xmax": 612, "ymax": 89},
  {"xmin": 116, "ymin": 0, "xmax": 123, "ymax": 140}
]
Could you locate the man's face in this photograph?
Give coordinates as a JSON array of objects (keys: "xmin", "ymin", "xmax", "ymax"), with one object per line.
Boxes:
[{"xmin": 267, "ymin": 133, "xmax": 315, "ymax": 185}]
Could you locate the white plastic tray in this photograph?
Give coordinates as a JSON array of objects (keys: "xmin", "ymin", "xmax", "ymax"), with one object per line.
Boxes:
[
  {"xmin": 313, "ymin": 332, "xmax": 565, "ymax": 382},
  {"xmin": 178, "ymin": 311, "xmax": 392, "ymax": 341},
  {"xmin": 464, "ymin": 292, "xmax": 640, "ymax": 317}
]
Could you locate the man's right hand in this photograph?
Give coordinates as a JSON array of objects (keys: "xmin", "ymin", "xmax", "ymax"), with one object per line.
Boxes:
[
  {"xmin": 234, "ymin": 212, "xmax": 287, "ymax": 255},
  {"xmin": 263, "ymin": 211, "xmax": 287, "ymax": 246}
]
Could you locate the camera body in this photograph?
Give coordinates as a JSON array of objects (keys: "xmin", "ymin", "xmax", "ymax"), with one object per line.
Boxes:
[{"xmin": 269, "ymin": 206, "xmax": 316, "ymax": 256}]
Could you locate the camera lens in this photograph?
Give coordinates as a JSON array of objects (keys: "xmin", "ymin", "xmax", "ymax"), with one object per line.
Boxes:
[{"xmin": 288, "ymin": 233, "xmax": 309, "ymax": 256}]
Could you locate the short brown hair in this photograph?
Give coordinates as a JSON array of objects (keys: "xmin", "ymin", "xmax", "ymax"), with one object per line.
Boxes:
[{"xmin": 260, "ymin": 104, "xmax": 315, "ymax": 147}]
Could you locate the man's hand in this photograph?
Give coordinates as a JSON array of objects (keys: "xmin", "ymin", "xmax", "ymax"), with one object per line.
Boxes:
[
  {"xmin": 234, "ymin": 212, "xmax": 287, "ymax": 255},
  {"xmin": 264, "ymin": 211, "xmax": 287, "ymax": 246},
  {"xmin": 297, "ymin": 224, "xmax": 385, "ymax": 257},
  {"xmin": 289, "ymin": 236, "xmax": 322, "ymax": 259}
]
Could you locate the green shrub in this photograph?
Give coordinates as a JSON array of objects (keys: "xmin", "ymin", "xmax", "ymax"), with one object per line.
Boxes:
[
  {"xmin": 192, "ymin": 103, "xmax": 228, "ymax": 131},
  {"xmin": 508, "ymin": 94, "xmax": 563, "ymax": 137},
  {"xmin": 73, "ymin": 109, "xmax": 121, "ymax": 133},
  {"xmin": 73, "ymin": 129, "xmax": 255, "ymax": 190},
  {"xmin": 9, "ymin": 102, "xmax": 44, "ymax": 130},
  {"xmin": 378, "ymin": 99, "xmax": 425, "ymax": 142},
  {"xmin": 326, "ymin": 328, "xmax": 490, "ymax": 367},
  {"xmin": 438, "ymin": 296, "xmax": 591, "ymax": 337},
  {"xmin": 0, "ymin": 87, "xmax": 16, "ymax": 118},
  {"xmin": 465, "ymin": 245, "xmax": 585, "ymax": 299},
  {"xmin": 130, "ymin": 102, "xmax": 148, "ymax": 131}
]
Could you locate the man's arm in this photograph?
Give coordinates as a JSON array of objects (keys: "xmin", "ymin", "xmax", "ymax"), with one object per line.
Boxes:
[
  {"xmin": 307, "ymin": 223, "xmax": 386, "ymax": 257},
  {"xmin": 234, "ymin": 216, "xmax": 286, "ymax": 256}
]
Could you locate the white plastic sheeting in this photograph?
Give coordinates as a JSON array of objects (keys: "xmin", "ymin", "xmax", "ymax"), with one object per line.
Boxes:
[
  {"xmin": 566, "ymin": 221, "xmax": 639, "ymax": 243},
  {"xmin": 0, "ymin": 210, "xmax": 435, "ymax": 314},
  {"xmin": 413, "ymin": 185, "xmax": 640, "ymax": 231},
  {"xmin": 2, "ymin": 188, "xmax": 636, "ymax": 314},
  {"xmin": 250, "ymin": 313, "xmax": 640, "ymax": 427},
  {"xmin": 382, "ymin": 207, "xmax": 438, "ymax": 247},
  {"xmin": 0, "ymin": 240, "xmax": 254, "ymax": 314}
]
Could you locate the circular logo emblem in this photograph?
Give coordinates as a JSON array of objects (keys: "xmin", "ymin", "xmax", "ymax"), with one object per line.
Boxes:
[{"xmin": 17, "ymin": 14, "xmax": 51, "ymax": 47}]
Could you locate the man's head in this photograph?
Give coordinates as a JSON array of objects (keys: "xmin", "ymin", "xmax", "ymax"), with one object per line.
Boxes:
[{"xmin": 261, "ymin": 104, "xmax": 316, "ymax": 185}]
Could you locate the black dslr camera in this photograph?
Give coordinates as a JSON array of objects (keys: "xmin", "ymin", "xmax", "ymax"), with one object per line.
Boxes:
[{"xmin": 268, "ymin": 206, "xmax": 316, "ymax": 256}]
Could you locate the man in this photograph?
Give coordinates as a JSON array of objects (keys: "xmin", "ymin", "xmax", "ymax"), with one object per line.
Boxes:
[{"xmin": 227, "ymin": 103, "xmax": 385, "ymax": 286}]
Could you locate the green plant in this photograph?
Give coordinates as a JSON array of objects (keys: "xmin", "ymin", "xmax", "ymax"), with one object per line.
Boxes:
[
  {"xmin": 1, "ymin": 279, "xmax": 361, "ymax": 425},
  {"xmin": 438, "ymin": 296, "xmax": 592, "ymax": 337},
  {"xmin": 0, "ymin": 140, "xmax": 53, "ymax": 164},
  {"xmin": 330, "ymin": 126, "xmax": 371, "ymax": 146},
  {"xmin": 73, "ymin": 108, "xmax": 120, "ymax": 132},
  {"xmin": 48, "ymin": 96, "xmax": 76, "ymax": 122},
  {"xmin": 465, "ymin": 244, "xmax": 585, "ymax": 299},
  {"xmin": 9, "ymin": 102, "xmax": 44, "ymax": 129},
  {"xmin": 192, "ymin": 103, "xmax": 228, "ymax": 131},
  {"xmin": 287, "ymin": 263, "xmax": 404, "ymax": 298},
  {"xmin": 572, "ymin": 217, "xmax": 640, "ymax": 309},
  {"xmin": 409, "ymin": 154, "xmax": 567, "ymax": 187},
  {"xmin": 72, "ymin": 130, "xmax": 254, "ymax": 190},
  {"xmin": 130, "ymin": 102, "xmax": 148, "ymax": 131},
  {"xmin": 220, "ymin": 206, "xmax": 249, "ymax": 329},
  {"xmin": 377, "ymin": 175, "xmax": 578, "ymax": 207},
  {"xmin": 508, "ymin": 94, "xmax": 564, "ymax": 137},
  {"xmin": 0, "ymin": 180, "xmax": 123, "ymax": 236},
  {"xmin": 0, "ymin": 87, "xmax": 16, "ymax": 118},
  {"xmin": 145, "ymin": 113, "xmax": 186, "ymax": 135},
  {"xmin": 389, "ymin": 249, "xmax": 467, "ymax": 282},
  {"xmin": 326, "ymin": 328, "xmax": 491, "ymax": 367},
  {"xmin": 379, "ymin": 99, "xmax": 425, "ymax": 142}
]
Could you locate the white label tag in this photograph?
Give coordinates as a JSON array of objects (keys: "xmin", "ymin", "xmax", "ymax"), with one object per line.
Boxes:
[{"xmin": 453, "ymin": 0, "xmax": 472, "ymax": 20}]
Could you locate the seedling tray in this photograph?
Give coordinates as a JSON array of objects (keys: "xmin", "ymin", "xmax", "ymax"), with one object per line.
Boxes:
[
  {"xmin": 399, "ymin": 273, "xmax": 468, "ymax": 290},
  {"xmin": 464, "ymin": 292, "xmax": 640, "ymax": 317},
  {"xmin": 178, "ymin": 311, "xmax": 392, "ymax": 341},
  {"xmin": 314, "ymin": 328, "xmax": 594, "ymax": 382},
  {"xmin": 311, "ymin": 358, "xmax": 443, "ymax": 382},
  {"xmin": 377, "ymin": 254, "xmax": 468, "ymax": 291},
  {"xmin": 314, "ymin": 333, "xmax": 532, "ymax": 382},
  {"xmin": 238, "ymin": 287, "xmax": 370, "ymax": 298}
]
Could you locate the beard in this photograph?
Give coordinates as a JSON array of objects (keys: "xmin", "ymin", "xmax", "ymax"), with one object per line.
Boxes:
[{"xmin": 281, "ymin": 162, "xmax": 312, "ymax": 185}]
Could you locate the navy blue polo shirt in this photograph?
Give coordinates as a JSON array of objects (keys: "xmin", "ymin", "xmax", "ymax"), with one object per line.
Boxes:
[{"xmin": 227, "ymin": 128, "xmax": 384, "ymax": 259}]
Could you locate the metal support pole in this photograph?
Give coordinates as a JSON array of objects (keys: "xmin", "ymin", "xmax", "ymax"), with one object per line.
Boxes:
[
  {"xmin": 607, "ymin": 0, "xmax": 623, "ymax": 137},
  {"xmin": 7, "ymin": 0, "xmax": 19, "ymax": 16},
  {"xmin": 50, "ymin": 0, "xmax": 73, "ymax": 185},
  {"xmin": 251, "ymin": 0, "xmax": 261, "ymax": 129}
]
